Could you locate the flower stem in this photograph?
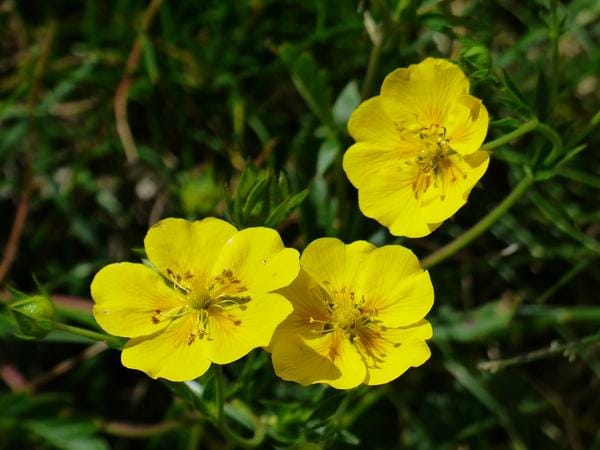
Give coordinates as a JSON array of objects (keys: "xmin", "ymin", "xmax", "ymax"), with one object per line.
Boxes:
[
  {"xmin": 361, "ymin": 41, "xmax": 383, "ymax": 100},
  {"xmin": 213, "ymin": 366, "xmax": 265, "ymax": 448},
  {"xmin": 420, "ymin": 174, "xmax": 534, "ymax": 269},
  {"xmin": 481, "ymin": 119, "xmax": 537, "ymax": 151},
  {"xmin": 478, "ymin": 331, "xmax": 600, "ymax": 372},
  {"xmin": 53, "ymin": 322, "xmax": 124, "ymax": 349}
]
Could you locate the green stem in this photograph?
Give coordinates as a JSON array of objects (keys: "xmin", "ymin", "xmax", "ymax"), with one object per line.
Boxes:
[
  {"xmin": 478, "ymin": 331, "xmax": 600, "ymax": 372},
  {"xmin": 421, "ymin": 174, "xmax": 534, "ymax": 269},
  {"xmin": 536, "ymin": 255, "xmax": 597, "ymax": 304},
  {"xmin": 481, "ymin": 119, "xmax": 537, "ymax": 151},
  {"xmin": 548, "ymin": 0, "xmax": 560, "ymax": 113},
  {"xmin": 361, "ymin": 41, "xmax": 383, "ymax": 100},
  {"xmin": 213, "ymin": 366, "xmax": 265, "ymax": 448},
  {"xmin": 538, "ymin": 122, "xmax": 563, "ymax": 165},
  {"xmin": 53, "ymin": 322, "xmax": 124, "ymax": 349}
]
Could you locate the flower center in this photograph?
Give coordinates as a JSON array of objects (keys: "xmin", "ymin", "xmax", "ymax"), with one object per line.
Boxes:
[
  {"xmin": 408, "ymin": 124, "xmax": 466, "ymax": 200},
  {"xmin": 310, "ymin": 282, "xmax": 403, "ymax": 368},
  {"xmin": 313, "ymin": 284, "xmax": 377, "ymax": 340},
  {"xmin": 150, "ymin": 267, "xmax": 249, "ymax": 345}
]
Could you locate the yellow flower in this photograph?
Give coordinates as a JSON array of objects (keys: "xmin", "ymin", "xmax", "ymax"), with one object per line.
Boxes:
[
  {"xmin": 344, "ymin": 57, "xmax": 489, "ymax": 237},
  {"xmin": 91, "ymin": 217, "xmax": 299, "ymax": 381},
  {"xmin": 270, "ymin": 238, "xmax": 433, "ymax": 389}
]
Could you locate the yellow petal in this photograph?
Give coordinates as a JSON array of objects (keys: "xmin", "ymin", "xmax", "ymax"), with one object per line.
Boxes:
[
  {"xmin": 91, "ymin": 262, "xmax": 182, "ymax": 337},
  {"xmin": 445, "ymin": 95, "xmax": 489, "ymax": 155},
  {"xmin": 144, "ymin": 217, "xmax": 237, "ymax": 283},
  {"xmin": 361, "ymin": 320, "xmax": 433, "ymax": 386},
  {"xmin": 206, "ymin": 293, "xmax": 292, "ymax": 364},
  {"xmin": 355, "ymin": 166, "xmax": 433, "ymax": 238},
  {"xmin": 269, "ymin": 269, "xmax": 330, "ymax": 351},
  {"xmin": 348, "ymin": 96, "xmax": 404, "ymax": 144},
  {"xmin": 419, "ymin": 150, "xmax": 490, "ymax": 223},
  {"xmin": 357, "ymin": 246, "xmax": 434, "ymax": 327},
  {"xmin": 380, "ymin": 58, "xmax": 470, "ymax": 127},
  {"xmin": 121, "ymin": 316, "xmax": 212, "ymax": 381},
  {"xmin": 343, "ymin": 142, "xmax": 403, "ymax": 189},
  {"xmin": 271, "ymin": 330, "xmax": 366, "ymax": 389},
  {"xmin": 210, "ymin": 227, "xmax": 299, "ymax": 295},
  {"xmin": 300, "ymin": 238, "xmax": 375, "ymax": 292}
]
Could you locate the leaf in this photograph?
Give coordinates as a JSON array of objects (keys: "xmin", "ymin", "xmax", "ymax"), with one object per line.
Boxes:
[
  {"xmin": 264, "ymin": 189, "xmax": 308, "ymax": 228},
  {"xmin": 332, "ymin": 81, "xmax": 360, "ymax": 128},
  {"xmin": 163, "ymin": 379, "xmax": 212, "ymax": 416},
  {"xmin": 534, "ymin": 69, "xmax": 549, "ymax": 121},
  {"xmin": 141, "ymin": 34, "xmax": 160, "ymax": 84},
  {"xmin": 25, "ymin": 419, "xmax": 109, "ymax": 450},
  {"xmin": 316, "ymin": 137, "xmax": 340, "ymax": 177},
  {"xmin": 279, "ymin": 44, "xmax": 333, "ymax": 128},
  {"xmin": 433, "ymin": 301, "xmax": 516, "ymax": 343},
  {"xmin": 500, "ymin": 69, "xmax": 533, "ymax": 116}
]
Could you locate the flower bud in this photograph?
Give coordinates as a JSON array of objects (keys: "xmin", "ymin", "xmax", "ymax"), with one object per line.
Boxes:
[{"xmin": 9, "ymin": 295, "xmax": 56, "ymax": 339}]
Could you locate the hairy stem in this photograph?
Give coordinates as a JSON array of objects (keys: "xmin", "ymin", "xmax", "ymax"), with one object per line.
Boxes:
[{"xmin": 478, "ymin": 332, "xmax": 600, "ymax": 372}]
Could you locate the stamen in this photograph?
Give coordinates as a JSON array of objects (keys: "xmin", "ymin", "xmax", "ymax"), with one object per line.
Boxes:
[
  {"xmin": 409, "ymin": 124, "xmax": 464, "ymax": 200},
  {"xmin": 151, "ymin": 306, "xmax": 186, "ymax": 324}
]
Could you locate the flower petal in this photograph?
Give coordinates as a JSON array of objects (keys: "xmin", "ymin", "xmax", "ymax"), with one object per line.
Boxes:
[
  {"xmin": 210, "ymin": 227, "xmax": 299, "ymax": 295},
  {"xmin": 357, "ymin": 246, "xmax": 434, "ymax": 327},
  {"xmin": 91, "ymin": 262, "xmax": 182, "ymax": 337},
  {"xmin": 362, "ymin": 320, "xmax": 433, "ymax": 385},
  {"xmin": 355, "ymin": 165, "xmax": 434, "ymax": 238},
  {"xmin": 380, "ymin": 58, "xmax": 470, "ymax": 127},
  {"xmin": 206, "ymin": 293, "xmax": 292, "ymax": 364},
  {"xmin": 419, "ymin": 150, "xmax": 490, "ymax": 223},
  {"xmin": 348, "ymin": 96, "xmax": 404, "ymax": 144},
  {"xmin": 271, "ymin": 331, "xmax": 366, "ymax": 389},
  {"xmin": 445, "ymin": 95, "xmax": 489, "ymax": 155},
  {"xmin": 300, "ymin": 238, "xmax": 375, "ymax": 292},
  {"xmin": 144, "ymin": 217, "xmax": 237, "ymax": 283},
  {"xmin": 121, "ymin": 316, "xmax": 212, "ymax": 381},
  {"xmin": 270, "ymin": 269, "xmax": 330, "ymax": 351},
  {"xmin": 343, "ymin": 142, "xmax": 403, "ymax": 189}
]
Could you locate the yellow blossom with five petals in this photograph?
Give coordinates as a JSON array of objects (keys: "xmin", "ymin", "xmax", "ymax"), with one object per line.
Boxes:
[
  {"xmin": 270, "ymin": 238, "xmax": 433, "ymax": 389},
  {"xmin": 91, "ymin": 217, "xmax": 299, "ymax": 381},
  {"xmin": 344, "ymin": 57, "xmax": 490, "ymax": 237}
]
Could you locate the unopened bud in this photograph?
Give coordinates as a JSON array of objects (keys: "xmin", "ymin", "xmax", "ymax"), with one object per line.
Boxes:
[{"xmin": 9, "ymin": 295, "xmax": 56, "ymax": 339}]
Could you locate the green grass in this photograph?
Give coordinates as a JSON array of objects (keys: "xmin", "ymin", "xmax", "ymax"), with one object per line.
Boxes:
[{"xmin": 0, "ymin": 0, "xmax": 599, "ymax": 449}]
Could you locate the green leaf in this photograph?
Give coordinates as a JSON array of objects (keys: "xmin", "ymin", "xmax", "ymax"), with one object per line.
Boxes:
[
  {"xmin": 264, "ymin": 189, "xmax": 309, "ymax": 228},
  {"xmin": 25, "ymin": 419, "xmax": 109, "ymax": 450},
  {"xmin": 316, "ymin": 138, "xmax": 340, "ymax": 177},
  {"xmin": 141, "ymin": 34, "xmax": 160, "ymax": 84},
  {"xmin": 279, "ymin": 44, "xmax": 333, "ymax": 128},
  {"xmin": 433, "ymin": 301, "xmax": 516, "ymax": 343},
  {"xmin": 500, "ymin": 69, "xmax": 533, "ymax": 116},
  {"xmin": 163, "ymin": 379, "xmax": 212, "ymax": 416},
  {"xmin": 332, "ymin": 81, "xmax": 360, "ymax": 128}
]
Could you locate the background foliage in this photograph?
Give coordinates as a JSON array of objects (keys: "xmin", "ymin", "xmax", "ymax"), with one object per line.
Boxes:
[{"xmin": 0, "ymin": 0, "xmax": 599, "ymax": 449}]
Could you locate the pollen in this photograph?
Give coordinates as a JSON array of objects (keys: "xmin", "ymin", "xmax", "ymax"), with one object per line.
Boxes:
[{"xmin": 410, "ymin": 124, "xmax": 466, "ymax": 200}]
